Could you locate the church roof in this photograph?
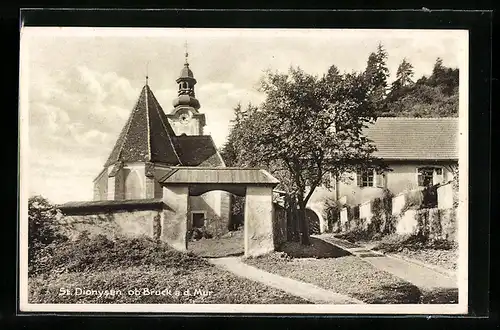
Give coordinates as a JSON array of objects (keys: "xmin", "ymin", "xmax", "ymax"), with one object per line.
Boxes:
[
  {"xmin": 104, "ymin": 84, "xmax": 182, "ymax": 167},
  {"xmin": 364, "ymin": 117, "xmax": 458, "ymax": 160},
  {"xmin": 104, "ymin": 84, "xmax": 223, "ymax": 169},
  {"xmin": 176, "ymin": 135, "xmax": 225, "ymax": 167}
]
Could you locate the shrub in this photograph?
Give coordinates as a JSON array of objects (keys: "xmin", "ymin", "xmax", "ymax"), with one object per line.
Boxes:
[
  {"xmin": 372, "ymin": 233, "xmax": 457, "ymax": 253},
  {"xmin": 30, "ymin": 233, "xmax": 208, "ymax": 277},
  {"xmin": 323, "ymin": 197, "xmax": 342, "ymax": 233},
  {"xmin": 28, "ymin": 196, "xmax": 68, "ymax": 276},
  {"xmin": 188, "ymin": 227, "xmax": 213, "ymax": 240},
  {"xmin": 368, "ymin": 197, "xmax": 384, "ymax": 234}
]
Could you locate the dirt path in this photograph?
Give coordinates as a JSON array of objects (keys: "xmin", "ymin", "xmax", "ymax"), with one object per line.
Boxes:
[
  {"xmin": 317, "ymin": 236, "xmax": 457, "ymax": 290},
  {"xmin": 209, "ymin": 257, "xmax": 364, "ymax": 304}
]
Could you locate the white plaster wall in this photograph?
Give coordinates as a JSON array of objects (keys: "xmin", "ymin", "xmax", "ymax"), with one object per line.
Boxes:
[
  {"xmin": 340, "ymin": 208, "xmax": 348, "ymax": 225},
  {"xmin": 162, "ymin": 185, "xmax": 189, "ymax": 251},
  {"xmin": 359, "ymin": 201, "xmax": 372, "ymax": 222},
  {"xmin": 244, "ymin": 186, "xmax": 275, "ymax": 257},
  {"xmin": 167, "ymin": 114, "xmax": 202, "ymax": 136},
  {"xmin": 62, "ymin": 209, "xmax": 160, "ymax": 240},
  {"xmin": 392, "ymin": 194, "xmax": 406, "ymax": 215},
  {"xmin": 395, "ymin": 209, "xmax": 418, "ymax": 235},
  {"xmin": 437, "ymin": 182, "xmax": 454, "ymax": 209}
]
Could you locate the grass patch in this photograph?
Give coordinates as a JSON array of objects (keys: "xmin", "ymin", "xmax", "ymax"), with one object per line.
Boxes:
[
  {"xmin": 28, "ymin": 234, "xmax": 309, "ymax": 304},
  {"xmin": 188, "ymin": 229, "xmax": 244, "ymax": 258},
  {"xmin": 245, "ymin": 253, "xmax": 422, "ymax": 304}
]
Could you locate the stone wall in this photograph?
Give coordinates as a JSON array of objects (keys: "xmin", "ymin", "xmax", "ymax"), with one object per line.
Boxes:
[{"xmin": 58, "ymin": 201, "xmax": 165, "ymax": 241}]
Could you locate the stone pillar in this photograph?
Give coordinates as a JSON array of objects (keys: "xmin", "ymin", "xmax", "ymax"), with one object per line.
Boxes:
[
  {"xmin": 161, "ymin": 185, "xmax": 189, "ymax": 251},
  {"xmin": 244, "ymin": 186, "xmax": 275, "ymax": 257}
]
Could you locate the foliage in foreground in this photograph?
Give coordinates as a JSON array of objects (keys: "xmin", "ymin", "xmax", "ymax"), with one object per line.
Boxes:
[
  {"xmin": 29, "ymin": 264, "xmax": 310, "ymax": 304},
  {"xmin": 29, "ymin": 232, "xmax": 208, "ymax": 277},
  {"xmin": 371, "ymin": 234, "xmax": 458, "ymax": 253},
  {"xmin": 28, "ymin": 233, "xmax": 309, "ymax": 305},
  {"xmin": 28, "ymin": 196, "xmax": 68, "ymax": 272}
]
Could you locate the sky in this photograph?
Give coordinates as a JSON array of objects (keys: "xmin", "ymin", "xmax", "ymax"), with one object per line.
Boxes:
[{"xmin": 20, "ymin": 28, "xmax": 467, "ymax": 203}]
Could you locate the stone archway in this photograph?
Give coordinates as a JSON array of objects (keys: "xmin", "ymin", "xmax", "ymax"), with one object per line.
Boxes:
[
  {"xmin": 305, "ymin": 208, "xmax": 321, "ymax": 235},
  {"xmin": 157, "ymin": 167, "xmax": 280, "ymax": 257}
]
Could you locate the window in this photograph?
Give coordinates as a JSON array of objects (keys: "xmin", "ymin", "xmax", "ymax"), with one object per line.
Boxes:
[
  {"xmin": 191, "ymin": 212, "xmax": 205, "ymax": 228},
  {"xmin": 417, "ymin": 167, "xmax": 444, "ymax": 187},
  {"xmin": 356, "ymin": 169, "xmax": 374, "ymax": 187}
]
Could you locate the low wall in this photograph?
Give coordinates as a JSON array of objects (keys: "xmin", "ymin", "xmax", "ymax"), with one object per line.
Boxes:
[
  {"xmin": 437, "ymin": 182, "xmax": 454, "ymax": 209},
  {"xmin": 392, "ymin": 194, "xmax": 405, "ymax": 215},
  {"xmin": 57, "ymin": 199, "xmax": 166, "ymax": 241}
]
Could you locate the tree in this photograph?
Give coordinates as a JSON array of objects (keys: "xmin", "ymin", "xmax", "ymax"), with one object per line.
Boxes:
[
  {"xmin": 232, "ymin": 66, "xmax": 384, "ymax": 245},
  {"xmin": 28, "ymin": 195, "xmax": 67, "ymax": 269},
  {"xmin": 364, "ymin": 43, "xmax": 390, "ymax": 114},
  {"xmin": 390, "ymin": 58, "xmax": 414, "ymax": 96},
  {"xmin": 382, "ymin": 57, "xmax": 459, "ymax": 117}
]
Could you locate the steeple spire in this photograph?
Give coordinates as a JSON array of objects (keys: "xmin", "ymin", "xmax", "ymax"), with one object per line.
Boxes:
[
  {"xmin": 184, "ymin": 40, "xmax": 189, "ymax": 65},
  {"xmin": 172, "ymin": 45, "xmax": 200, "ymax": 110}
]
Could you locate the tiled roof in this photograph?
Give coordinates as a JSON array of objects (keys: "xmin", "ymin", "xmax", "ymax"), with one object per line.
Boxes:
[
  {"xmin": 158, "ymin": 167, "xmax": 279, "ymax": 185},
  {"xmin": 104, "ymin": 85, "xmax": 182, "ymax": 167},
  {"xmin": 103, "ymin": 84, "xmax": 223, "ymax": 170},
  {"xmin": 363, "ymin": 117, "xmax": 458, "ymax": 160},
  {"xmin": 175, "ymin": 135, "xmax": 224, "ymax": 167}
]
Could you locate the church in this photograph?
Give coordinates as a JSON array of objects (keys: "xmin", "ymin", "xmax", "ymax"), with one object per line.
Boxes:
[{"xmin": 92, "ymin": 54, "xmax": 232, "ymax": 236}]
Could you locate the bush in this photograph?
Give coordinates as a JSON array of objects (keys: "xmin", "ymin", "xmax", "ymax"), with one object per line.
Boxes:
[
  {"xmin": 29, "ymin": 233, "xmax": 208, "ymax": 277},
  {"xmin": 372, "ymin": 233, "xmax": 457, "ymax": 253},
  {"xmin": 28, "ymin": 196, "xmax": 68, "ymax": 276},
  {"xmin": 323, "ymin": 197, "xmax": 342, "ymax": 233},
  {"xmin": 188, "ymin": 227, "xmax": 213, "ymax": 240}
]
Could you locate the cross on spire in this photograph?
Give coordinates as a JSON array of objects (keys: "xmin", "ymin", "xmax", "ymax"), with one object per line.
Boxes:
[
  {"xmin": 184, "ymin": 40, "xmax": 189, "ymax": 65},
  {"xmin": 145, "ymin": 61, "xmax": 150, "ymax": 85}
]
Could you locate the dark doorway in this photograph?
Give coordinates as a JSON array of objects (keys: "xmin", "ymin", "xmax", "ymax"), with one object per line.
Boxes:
[
  {"xmin": 306, "ymin": 209, "xmax": 321, "ymax": 235},
  {"xmin": 192, "ymin": 212, "xmax": 205, "ymax": 228}
]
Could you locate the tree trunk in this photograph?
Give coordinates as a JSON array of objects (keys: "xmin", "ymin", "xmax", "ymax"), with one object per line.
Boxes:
[{"xmin": 297, "ymin": 204, "xmax": 311, "ymax": 245}]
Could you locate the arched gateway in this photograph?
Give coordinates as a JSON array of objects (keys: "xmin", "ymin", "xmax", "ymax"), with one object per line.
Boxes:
[{"xmin": 158, "ymin": 167, "xmax": 280, "ymax": 257}]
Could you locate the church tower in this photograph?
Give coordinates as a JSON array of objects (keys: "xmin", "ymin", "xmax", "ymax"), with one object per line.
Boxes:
[{"xmin": 166, "ymin": 46, "xmax": 206, "ymax": 136}]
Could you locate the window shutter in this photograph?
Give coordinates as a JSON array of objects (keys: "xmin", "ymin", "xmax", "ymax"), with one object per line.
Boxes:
[
  {"xmin": 373, "ymin": 171, "xmax": 378, "ymax": 187},
  {"xmin": 417, "ymin": 172, "xmax": 424, "ymax": 186},
  {"xmin": 356, "ymin": 172, "xmax": 362, "ymax": 187}
]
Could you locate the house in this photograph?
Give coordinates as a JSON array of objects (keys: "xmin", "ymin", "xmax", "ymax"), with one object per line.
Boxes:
[
  {"xmin": 306, "ymin": 117, "xmax": 459, "ymax": 231},
  {"xmin": 92, "ymin": 57, "xmax": 232, "ymax": 235}
]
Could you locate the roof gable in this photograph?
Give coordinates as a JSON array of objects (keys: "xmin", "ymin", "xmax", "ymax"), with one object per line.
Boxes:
[
  {"xmin": 364, "ymin": 117, "xmax": 458, "ymax": 160},
  {"xmin": 104, "ymin": 85, "xmax": 182, "ymax": 167}
]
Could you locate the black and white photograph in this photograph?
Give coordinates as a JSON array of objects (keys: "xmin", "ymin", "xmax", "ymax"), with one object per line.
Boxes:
[{"xmin": 19, "ymin": 26, "xmax": 468, "ymax": 314}]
